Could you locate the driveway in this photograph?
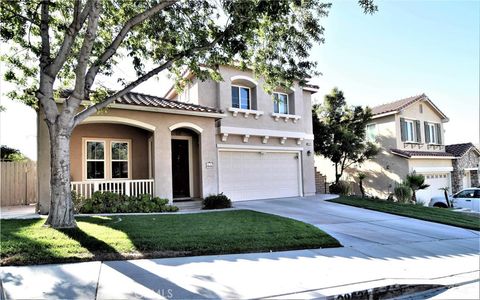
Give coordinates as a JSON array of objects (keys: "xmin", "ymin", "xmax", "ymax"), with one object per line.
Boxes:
[
  {"xmin": 1, "ymin": 195, "xmax": 479, "ymax": 299},
  {"xmin": 235, "ymin": 195, "xmax": 480, "ymax": 258}
]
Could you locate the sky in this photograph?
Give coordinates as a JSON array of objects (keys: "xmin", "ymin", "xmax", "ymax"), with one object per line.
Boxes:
[{"xmin": 0, "ymin": 0, "xmax": 479, "ymax": 160}]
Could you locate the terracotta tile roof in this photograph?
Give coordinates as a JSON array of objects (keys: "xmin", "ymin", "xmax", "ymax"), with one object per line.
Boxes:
[
  {"xmin": 58, "ymin": 90, "xmax": 221, "ymax": 114},
  {"xmin": 371, "ymin": 94, "xmax": 425, "ymax": 116},
  {"xmin": 445, "ymin": 143, "xmax": 479, "ymax": 158},
  {"xmin": 390, "ymin": 148, "xmax": 454, "ymax": 158}
]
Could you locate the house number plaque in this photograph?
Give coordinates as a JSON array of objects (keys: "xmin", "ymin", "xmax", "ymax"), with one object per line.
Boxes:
[{"xmin": 206, "ymin": 162, "xmax": 214, "ymax": 169}]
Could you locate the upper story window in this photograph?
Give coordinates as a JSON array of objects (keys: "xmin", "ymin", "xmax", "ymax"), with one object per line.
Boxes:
[
  {"xmin": 400, "ymin": 118, "xmax": 421, "ymax": 143},
  {"xmin": 366, "ymin": 124, "xmax": 377, "ymax": 142},
  {"xmin": 231, "ymin": 85, "xmax": 251, "ymax": 109},
  {"xmin": 273, "ymin": 92, "xmax": 289, "ymax": 114},
  {"xmin": 424, "ymin": 122, "xmax": 442, "ymax": 144}
]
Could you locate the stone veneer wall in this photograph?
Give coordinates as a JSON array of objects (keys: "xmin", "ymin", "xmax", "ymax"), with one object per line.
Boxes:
[{"xmin": 451, "ymin": 148, "xmax": 480, "ymax": 193}]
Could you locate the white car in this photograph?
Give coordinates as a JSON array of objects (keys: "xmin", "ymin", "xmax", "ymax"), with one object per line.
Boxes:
[{"xmin": 429, "ymin": 188, "xmax": 480, "ymax": 212}]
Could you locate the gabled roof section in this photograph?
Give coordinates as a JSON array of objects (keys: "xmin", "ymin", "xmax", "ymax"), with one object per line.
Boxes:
[
  {"xmin": 445, "ymin": 143, "xmax": 480, "ymax": 158},
  {"xmin": 58, "ymin": 89, "xmax": 222, "ymax": 114},
  {"xmin": 371, "ymin": 94, "xmax": 449, "ymax": 121},
  {"xmin": 390, "ymin": 148, "xmax": 455, "ymax": 159}
]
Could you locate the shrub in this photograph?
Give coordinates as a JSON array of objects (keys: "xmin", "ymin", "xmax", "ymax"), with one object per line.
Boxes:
[
  {"xmin": 203, "ymin": 193, "xmax": 232, "ymax": 209},
  {"xmin": 77, "ymin": 191, "xmax": 178, "ymax": 213},
  {"xmin": 71, "ymin": 191, "xmax": 85, "ymax": 213},
  {"xmin": 329, "ymin": 181, "xmax": 352, "ymax": 195},
  {"xmin": 394, "ymin": 184, "xmax": 412, "ymax": 203}
]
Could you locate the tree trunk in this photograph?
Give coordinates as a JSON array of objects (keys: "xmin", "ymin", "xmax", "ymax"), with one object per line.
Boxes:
[
  {"xmin": 411, "ymin": 189, "xmax": 417, "ymax": 204},
  {"xmin": 44, "ymin": 124, "xmax": 76, "ymax": 228},
  {"xmin": 335, "ymin": 163, "xmax": 340, "ymax": 184},
  {"xmin": 359, "ymin": 180, "xmax": 365, "ymax": 198}
]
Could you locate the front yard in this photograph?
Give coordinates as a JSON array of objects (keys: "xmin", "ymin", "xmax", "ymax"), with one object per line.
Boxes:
[
  {"xmin": 329, "ymin": 196, "xmax": 480, "ymax": 231},
  {"xmin": 1, "ymin": 210, "xmax": 340, "ymax": 266}
]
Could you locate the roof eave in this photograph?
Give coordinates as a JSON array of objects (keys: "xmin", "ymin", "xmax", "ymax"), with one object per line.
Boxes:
[{"xmin": 372, "ymin": 111, "xmax": 398, "ymax": 119}]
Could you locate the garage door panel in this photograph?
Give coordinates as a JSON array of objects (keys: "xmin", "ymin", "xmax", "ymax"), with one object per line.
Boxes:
[
  {"xmin": 416, "ymin": 173, "xmax": 450, "ymax": 204},
  {"xmin": 219, "ymin": 151, "xmax": 300, "ymax": 201}
]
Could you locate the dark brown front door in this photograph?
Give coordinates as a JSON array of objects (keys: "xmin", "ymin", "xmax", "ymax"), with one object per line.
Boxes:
[{"xmin": 172, "ymin": 139, "xmax": 190, "ymax": 198}]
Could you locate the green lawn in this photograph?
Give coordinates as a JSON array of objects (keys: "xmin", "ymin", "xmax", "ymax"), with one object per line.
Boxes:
[
  {"xmin": 0, "ymin": 210, "xmax": 340, "ymax": 266},
  {"xmin": 329, "ymin": 196, "xmax": 480, "ymax": 231}
]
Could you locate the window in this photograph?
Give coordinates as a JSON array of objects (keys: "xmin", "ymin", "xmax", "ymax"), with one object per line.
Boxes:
[
  {"xmin": 273, "ymin": 93, "xmax": 289, "ymax": 114},
  {"xmin": 231, "ymin": 86, "xmax": 250, "ymax": 109},
  {"xmin": 456, "ymin": 190, "xmax": 475, "ymax": 198},
  {"xmin": 425, "ymin": 122, "xmax": 441, "ymax": 144},
  {"xmin": 366, "ymin": 124, "xmax": 377, "ymax": 142},
  {"xmin": 86, "ymin": 141, "xmax": 105, "ymax": 179},
  {"xmin": 111, "ymin": 141, "xmax": 129, "ymax": 179},
  {"xmin": 405, "ymin": 120, "xmax": 415, "ymax": 142}
]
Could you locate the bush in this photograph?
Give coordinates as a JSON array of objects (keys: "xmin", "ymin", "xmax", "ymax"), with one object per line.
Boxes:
[
  {"xmin": 394, "ymin": 184, "xmax": 412, "ymax": 203},
  {"xmin": 203, "ymin": 193, "xmax": 232, "ymax": 209},
  {"xmin": 329, "ymin": 181, "xmax": 352, "ymax": 195},
  {"xmin": 77, "ymin": 191, "xmax": 178, "ymax": 213}
]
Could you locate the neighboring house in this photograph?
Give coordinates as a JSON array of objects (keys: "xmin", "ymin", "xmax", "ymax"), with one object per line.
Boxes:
[
  {"xmin": 445, "ymin": 143, "xmax": 480, "ymax": 193},
  {"xmin": 37, "ymin": 65, "xmax": 318, "ymax": 214},
  {"xmin": 316, "ymin": 93, "xmax": 479, "ymax": 203}
]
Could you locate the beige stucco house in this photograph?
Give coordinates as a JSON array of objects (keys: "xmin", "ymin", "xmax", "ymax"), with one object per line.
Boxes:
[
  {"xmin": 37, "ymin": 65, "xmax": 318, "ymax": 214},
  {"xmin": 315, "ymin": 94, "xmax": 480, "ymax": 203}
]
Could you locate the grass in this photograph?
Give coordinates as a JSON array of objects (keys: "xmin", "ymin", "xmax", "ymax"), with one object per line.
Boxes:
[
  {"xmin": 0, "ymin": 210, "xmax": 340, "ymax": 266},
  {"xmin": 329, "ymin": 196, "xmax": 480, "ymax": 231}
]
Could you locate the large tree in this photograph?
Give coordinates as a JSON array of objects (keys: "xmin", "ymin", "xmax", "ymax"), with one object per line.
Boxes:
[
  {"xmin": 1, "ymin": 0, "xmax": 376, "ymax": 228},
  {"xmin": 313, "ymin": 87, "xmax": 379, "ymax": 183}
]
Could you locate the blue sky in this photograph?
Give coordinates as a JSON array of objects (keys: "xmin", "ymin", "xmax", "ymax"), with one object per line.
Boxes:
[
  {"xmin": 0, "ymin": 0, "xmax": 479, "ymax": 160},
  {"xmin": 311, "ymin": 0, "xmax": 479, "ymax": 145}
]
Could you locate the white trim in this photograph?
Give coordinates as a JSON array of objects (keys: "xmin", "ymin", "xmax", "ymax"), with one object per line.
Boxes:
[
  {"xmin": 230, "ymin": 75, "xmax": 258, "ymax": 86},
  {"xmin": 231, "ymin": 85, "xmax": 252, "ymax": 110},
  {"xmin": 410, "ymin": 156, "xmax": 456, "ymax": 159},
  {"xmin": 217, "ymin": 144, "xmax": 303, "ymax": 151},
  {"xmin": 148, "ymin": 137, "xmax": 153, "ymax": 179},
  {"xmin": 302, "ymin": 87, "xmax": 318, "ymax": 93},
  {"xmin": 271, "ymin": 112, "xmax": 302, "ymax": 123},
  {"xmin": 228, "ymin": 107, "xmax": 264, "ymax": 119},
  {"xmin": 169, "ymin": 122, "xmax": 203, "ymax": 133},
  {"xmin": 218, "ymin": 126, "xmax": 313, "ymax": 140},
  {"xmin": 82, "ymin": 116, "xmax": 156, "ymax": 131},
  {"xmin": 108, "ymin": 103, "xmax": 225, "ymax": 119},
  {"xmin": 171, "ymin": 136, "xmax": 194, "ymax": 198},
  {"xmin": 372, "ymin": 111, "xmax": 398, "ymax": 119},
  {"xmin": 464, "ymin": 167, "xmax": 479, "ymax": 171},
  {"xmin": 411, "ymin": 166, "xmax": 454, "ymax": 173}
]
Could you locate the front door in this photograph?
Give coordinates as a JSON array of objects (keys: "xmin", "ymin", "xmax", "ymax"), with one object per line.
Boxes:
[{"xmin": 172, "ymin": 139, "xmax": 190, "ymax": 198}]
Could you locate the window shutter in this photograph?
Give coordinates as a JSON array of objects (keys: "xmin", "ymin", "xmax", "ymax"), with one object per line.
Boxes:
[
  {"xmin": 415, "ymin": 120, "xmax": 421, "ymax": 143},
  {"xmin": 400, "ymin": 118, "xmax": 406, "ymax": 141},
  {"xmin": 435, "ymin": 123, "xmax": 442, "ymax": 144},
  {"xmin": 424, "ymin": 122, "xmax": 430, "ymax": 144}
]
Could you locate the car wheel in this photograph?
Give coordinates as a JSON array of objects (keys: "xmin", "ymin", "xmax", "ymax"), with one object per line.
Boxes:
[{"xmin": 433, "ymin": 203, "xmax": 448, "ymax": 208}]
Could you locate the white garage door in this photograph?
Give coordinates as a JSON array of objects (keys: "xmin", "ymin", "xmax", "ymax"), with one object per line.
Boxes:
[
  {"xmin": 218, "ymin": 150, "xmax": 301, "ymax": 201},
  {"xmin": 416, "ymin": 173, "xmax": 450, "ymax": 204}
]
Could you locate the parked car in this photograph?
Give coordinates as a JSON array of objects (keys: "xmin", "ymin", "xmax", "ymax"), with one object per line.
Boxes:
[{"xmin": 429, "ymin": 188, "xmax": 480, "ymax": 212}]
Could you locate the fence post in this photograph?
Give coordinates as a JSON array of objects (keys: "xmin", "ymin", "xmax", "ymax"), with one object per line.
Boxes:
[
  {"xmin": 125, "ymin": 181, "xmax": 130, "ymax": 196},
  {"xmin": 93, "ymin": 182, "xmax": 99, "ymax": 193}
]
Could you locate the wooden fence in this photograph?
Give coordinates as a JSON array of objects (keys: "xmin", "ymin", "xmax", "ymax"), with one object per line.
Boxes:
[{"xmin": 0, "ymin": 161, "xmax": 37, "ymax": 206}]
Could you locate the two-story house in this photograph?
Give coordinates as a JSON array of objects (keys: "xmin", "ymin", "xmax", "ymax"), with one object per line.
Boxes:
[
  {"xmin": 316, "ymin": 93, "xmax": 479, "ymax": 203},
  {"xmin": 37, "ymin": 65, "xmax": 318, "ymax": 213}
]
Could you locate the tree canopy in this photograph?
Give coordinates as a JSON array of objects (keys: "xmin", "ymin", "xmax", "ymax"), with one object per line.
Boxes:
[
  {"xmin": 313, "ymin": 87, "xmax": 379, "ymax": 183},
  {"xmin": 1, "ymin": 145, "xmax": 28, "ymax": 161}
]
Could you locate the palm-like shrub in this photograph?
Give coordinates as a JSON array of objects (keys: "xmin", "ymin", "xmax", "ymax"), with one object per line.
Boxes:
[
  {"xmin": 394, "ymin": 183, "xmax": 412, "ymax": 203},
  {"xmin": 357, "ymin": 172, "xmax": 367, "ymax": 198},
  {"xmin": 405, "ymin": 173, "xmax": 430, "ymax": 203}
]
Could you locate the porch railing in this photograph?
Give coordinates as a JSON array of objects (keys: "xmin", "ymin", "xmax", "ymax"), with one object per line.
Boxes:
[{"xmin": 71, "ymin": 179, "xmax": 154, "ymax": 199}]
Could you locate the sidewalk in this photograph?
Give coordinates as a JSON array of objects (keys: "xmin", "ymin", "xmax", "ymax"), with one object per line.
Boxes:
[{"xmin": 1, "ymin": 244, "xmax": 479, "ymax": 299}]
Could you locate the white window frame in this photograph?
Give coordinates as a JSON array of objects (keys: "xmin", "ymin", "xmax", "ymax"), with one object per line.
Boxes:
[
  {"xmin": 273, "ymin": 92, "xmax": 289, "ymax": 114},
  {"xmin": 110, "ymin": 140, "xmax": 131, "ymax": 180},
  {"xmin": 426, "ymin": 122, "xmax": 438, "ymax": 144},
  {"xmin": 84, "ymin": 139, "xmax": 106, "ymax": 180},
  {"xmin": 405, "ymin": 119, "xmax": 415, "ymax": 142},
  {"xmin": 231, "ymin": 85, "xmax": 251, "ymax": 110},
  {"xmin": 366, "ymin": 123, "xmax": 378, "ymax": 142}
]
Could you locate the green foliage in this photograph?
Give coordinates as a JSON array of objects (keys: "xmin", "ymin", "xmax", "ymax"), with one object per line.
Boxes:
[
  {"xmin": 0, "ymin": 145, "xmax": 28, "ymax": 161},
  {"xmin": 405, "ymin": 172, "xmax": 430, "ymax": 202},
  {"xmin": 313, "ymin": 88, "xmax": 379, "ymax": 183},
  {"xmin": 78, "ymin": 191, "xmax": 178, "ymax": 214},
  {"xmin": 394, "ymin": 183, "xmax": 412, "ymax": 203},
  {"xmin": 203, "ymin": 193, "xmax": 232, "ymax": 209},
  {"xmin": 329, "ymin": 181, "xmax": 352, "ymax": 196}
]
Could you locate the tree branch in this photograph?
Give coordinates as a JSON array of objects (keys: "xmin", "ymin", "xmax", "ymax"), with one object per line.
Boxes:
[
  {"xmin": 84, "ymin": 0, "xmax": 178, "ymax": 92},
  {"xmin": 1, "ymin": 5, "xmax": 40, "ymax": 26},
  {"xmin": 46, "ymin": 0, "xmax": 93, "ymax": 77},
  {"xmin": 39, "ymin": 0, "xmax": 51, "ymax": 69},
  {"xmin": 74, "ymin": 31, "xmax": 228, "ymax": 126}
]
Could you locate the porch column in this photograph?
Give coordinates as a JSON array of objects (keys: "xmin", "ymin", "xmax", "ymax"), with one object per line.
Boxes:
[
  {"xmin": 200, "ymin": 125, "xmax": 218, "ymax": 197},
  {"xmin": 153, "ymin": 127, "xmax": 173, "ymax": 202}
]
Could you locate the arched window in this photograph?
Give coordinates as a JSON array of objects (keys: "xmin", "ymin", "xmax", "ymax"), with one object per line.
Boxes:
[{"xmin": 230, "ymin": 75, "xmax": 258, "ymax": 110}]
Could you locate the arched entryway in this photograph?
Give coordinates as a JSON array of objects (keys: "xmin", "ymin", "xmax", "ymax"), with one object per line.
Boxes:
[{"xmin": 170, "ymin": 127, "xmax": 201, "ymax": 200}]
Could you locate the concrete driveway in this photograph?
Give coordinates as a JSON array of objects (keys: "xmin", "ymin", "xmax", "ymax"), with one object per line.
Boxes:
[{"xmin": 235, "ymin": 195, "xmax": 480, "ymax": 258}]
